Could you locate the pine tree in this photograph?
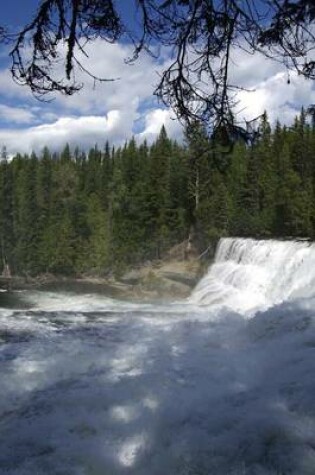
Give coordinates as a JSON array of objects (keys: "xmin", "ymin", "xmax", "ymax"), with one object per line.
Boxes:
[
  {"xmin": 0, "ymin": 160, "xmax": 14, "ymax": 272},
  {"xmin": 148, "ymin": 126, "xmax": 173, "ymax": 258},
  {"xmin": 14, "ymin": 153, "xmax": 40, "ymax": 274}
]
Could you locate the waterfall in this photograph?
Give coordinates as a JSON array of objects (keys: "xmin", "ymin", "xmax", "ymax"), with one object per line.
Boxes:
[
  {"xmin": 2, "ymin": 239, "xmax": 315, "ymax": 474},
  {"xmin": 190, "ymin": 237, "xmax": 315, "ymax": 314}
]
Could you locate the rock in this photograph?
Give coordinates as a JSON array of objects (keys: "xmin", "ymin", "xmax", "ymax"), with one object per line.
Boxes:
[
  {"xmin": 119, "ymin": 268, "xmax": 149, "ymax": 285},
  {"xmin": 118, "ymin": 256, "xmax": 204, "ymax": 300},
  {"xmin": 139, "ymin": 271, "xmax": 191, "ymax": 299},
  {"xmin": 158, "ymin": 271, "xmax": 198, "ymax": 287}
]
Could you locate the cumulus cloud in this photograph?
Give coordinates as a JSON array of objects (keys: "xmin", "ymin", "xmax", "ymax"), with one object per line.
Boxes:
[
  {"xmin": 0, "ymin": 104, "xmax": 36, "ymax": 124},
  {"xmin": 54, "ymin": 41, "xmax": 164, "ymax": 114},
  {"xmin": 236, "ymin": 70, "xmax": 315, "ymax": 124},
  {"xmin": 137, "ymin": 109, "xmax": 184, "ymax": 143},
  {"xmin": 0, "ymin": 69, "xmax": 33, "ymax": 100},
  {"xmin": 0, "ymin": 112, "xmax": 137, "ymax": 155},
  {"xmin": 0, "ymin": 39, "xmax": 314, "ymax": 154},
  {"xmin": 0, "ymin": 41, "xmax": 181, "ymax": 153},
  {"xmin": 230, "ymin": 48, "xmax": 283, "ymax": 89},
  {"xmin": 0, "ymin": 110, "xmax": 184, "ymax": 156},
  {"xmin": 231, "ymin": 49, "xmax": 315, "ymax": 124}
]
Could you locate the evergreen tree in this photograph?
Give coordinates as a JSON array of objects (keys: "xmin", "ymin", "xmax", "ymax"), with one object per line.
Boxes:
[
  {"xmin": 0, "ymin": 160, "xmax": 14, "ymax": 271},
  {"xmin": 1, "ymin": 116, "xmax": 315, "ymax": 279},
  {"xmin": 148, "ymin": 126, "xmax": 173, "ymax": 258},
  {"xmin": 14, "ymin": 153, "xmax": 40, "ymax": 274}
]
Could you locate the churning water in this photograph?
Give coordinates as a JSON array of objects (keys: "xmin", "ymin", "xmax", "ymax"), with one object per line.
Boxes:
[{"xmin": 1, "ymin": 238, "xmax": 315, "ymax": 474}]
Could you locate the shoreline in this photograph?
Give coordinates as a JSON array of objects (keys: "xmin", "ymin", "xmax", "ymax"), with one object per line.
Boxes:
[{"xmin": 3, "ymin": 257, "xmax": 206, "ymax": 301}]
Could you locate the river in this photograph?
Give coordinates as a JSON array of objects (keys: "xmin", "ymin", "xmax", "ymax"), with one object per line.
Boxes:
[{"xmin": 1, "ymin": 238, "xmax": 315, "ymax": 474}]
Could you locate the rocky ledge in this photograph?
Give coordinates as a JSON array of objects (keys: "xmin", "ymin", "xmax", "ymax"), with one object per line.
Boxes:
[
  {"xmin": 2, "ymin": 236, "xmax": 213, "ymax": 301},
  {"xmin": 117, "ymin": 258, "xmax": 205, "ymax": 301}
]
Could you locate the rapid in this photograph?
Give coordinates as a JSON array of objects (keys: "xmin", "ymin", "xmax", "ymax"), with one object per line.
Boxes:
[{"xmin": 1, "ymin": 238, "xmax": 315, "ymax": 475}]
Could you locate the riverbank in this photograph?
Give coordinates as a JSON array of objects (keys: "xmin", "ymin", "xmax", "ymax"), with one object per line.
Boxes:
[{"xmin": 3, "ymin": 256, "xmax": 207, "ymax": 301}]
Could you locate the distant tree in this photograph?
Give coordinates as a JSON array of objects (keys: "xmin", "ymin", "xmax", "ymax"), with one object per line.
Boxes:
[
  {"xmin": 0, "ymin": 160, "xmax": 14, "ymax": 271},
  {"xmin": 36, "ymin": 147, "xmax": 53, "ymax": 270},
  {"xmin": 14, "ymin": 153, "xmax": 40, "ymax": 274},
  {"xmin": 1, "ymin": 116, "xmax": 315, "ymax": 277},
  {"xmin": 60, "ymin": 143, "xmax": 72, "ymax": 163},
  {"xmin": 148, "ymin": 126, "xmax": 173, "ymax": 257},
  {"xmin": 0, "ymin": 146, "xmax": 8, "ymax": 162},
  {"xmin": 100, "ymin": 140, "xmax": 112, "ymax": 207},
  {"xmin": 2, "ymin": 0, "xmax": 315, "ymax": 140}
]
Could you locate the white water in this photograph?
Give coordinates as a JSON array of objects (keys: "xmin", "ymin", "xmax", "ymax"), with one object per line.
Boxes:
[
  {"xmin": 191, "ymin": 237, "xmax": 315, "ymax": 314},
  {"xmin": 1, "ymin": 238, "xmax": 315, "ymax": 475}
]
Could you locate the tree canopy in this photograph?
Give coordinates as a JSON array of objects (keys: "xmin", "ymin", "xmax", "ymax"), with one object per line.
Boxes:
[
  {"xmin": 1, "ymin": 111, "xmax": 315, "ymax": 276},
  {"xmin": 1, "ymin": 1, "xmax": 315, "ymax": 140}
]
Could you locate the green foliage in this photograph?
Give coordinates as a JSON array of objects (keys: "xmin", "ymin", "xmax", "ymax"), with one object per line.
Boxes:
[{"xmin": 1, "ymin": 112, "xmax": 315, "ymax": 277}]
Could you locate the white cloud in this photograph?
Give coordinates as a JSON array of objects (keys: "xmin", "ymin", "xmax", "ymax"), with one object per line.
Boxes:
[
  {"xmin": 0, "ymin": 39, "xmax": 314, "ymax": 154},
  {"xmin": 0, "ymin": 68, "xmax": 34, "ymax": 100},
  {"xmin": 230, "ymin": 48, "xmax": 283, "ymax": 89},
  {"xmin": 0, "ymin": 112, "xmax": 137, "ymax": 155},
  {"xmin": 0, "ymin": 104, "xmax": 35, "ymax": 124},
  {"xmin": 0, "ymin": 109, "xmax": 184, "ymax": 156},
  {"xmin": 0, "ymin": 41, "xmax": 179, "ymax": 152},
  {"xmin": 229, "ymin": 47, "xmax": 315, "ymax": 125},
  {"xmin": 138, "ymin": 108, "xmax": 183, "ymax": 143},
  {"xmin": 47, "ymin": 40, "xmax": 168, "ymax": 115},
  {"xmin": 236, "ymin": 71, "xmax": 315, "ymax": 125}
]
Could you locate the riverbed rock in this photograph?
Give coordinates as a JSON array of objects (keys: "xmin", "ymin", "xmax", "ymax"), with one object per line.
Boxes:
[{"xmin": 118, "ymin": 258, "xmax": 204, "ymax": 300}]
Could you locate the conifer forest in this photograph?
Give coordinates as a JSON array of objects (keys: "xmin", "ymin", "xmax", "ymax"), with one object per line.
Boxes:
[{"xmin": 1, "ymin": 111, "xmax": 315, "ymax": 277}]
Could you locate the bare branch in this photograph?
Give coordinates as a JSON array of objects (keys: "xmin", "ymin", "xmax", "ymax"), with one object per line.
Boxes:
[{"xmin": 0, "ymin": 0, "xmax": 314, "ymax": 141}]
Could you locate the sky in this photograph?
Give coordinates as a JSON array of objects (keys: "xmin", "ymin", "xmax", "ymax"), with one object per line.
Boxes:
[{"xmin": 0, "ymin": 1, "xmax": 315, "ymax": 156}]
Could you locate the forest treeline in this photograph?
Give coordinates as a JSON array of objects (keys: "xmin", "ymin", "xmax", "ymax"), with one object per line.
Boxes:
[{"xmin": 0, "ymin": 110, "xmax": 314, "ymax": 277}]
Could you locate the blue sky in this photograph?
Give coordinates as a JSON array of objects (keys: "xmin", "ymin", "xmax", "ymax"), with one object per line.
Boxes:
[
  {"xmin": 2, "ymin": 0, "xmax": 40, "ymax": 27},
  {"xmin": 0, "ymin": 1, "xmax": 314, "ymax": 156}
]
